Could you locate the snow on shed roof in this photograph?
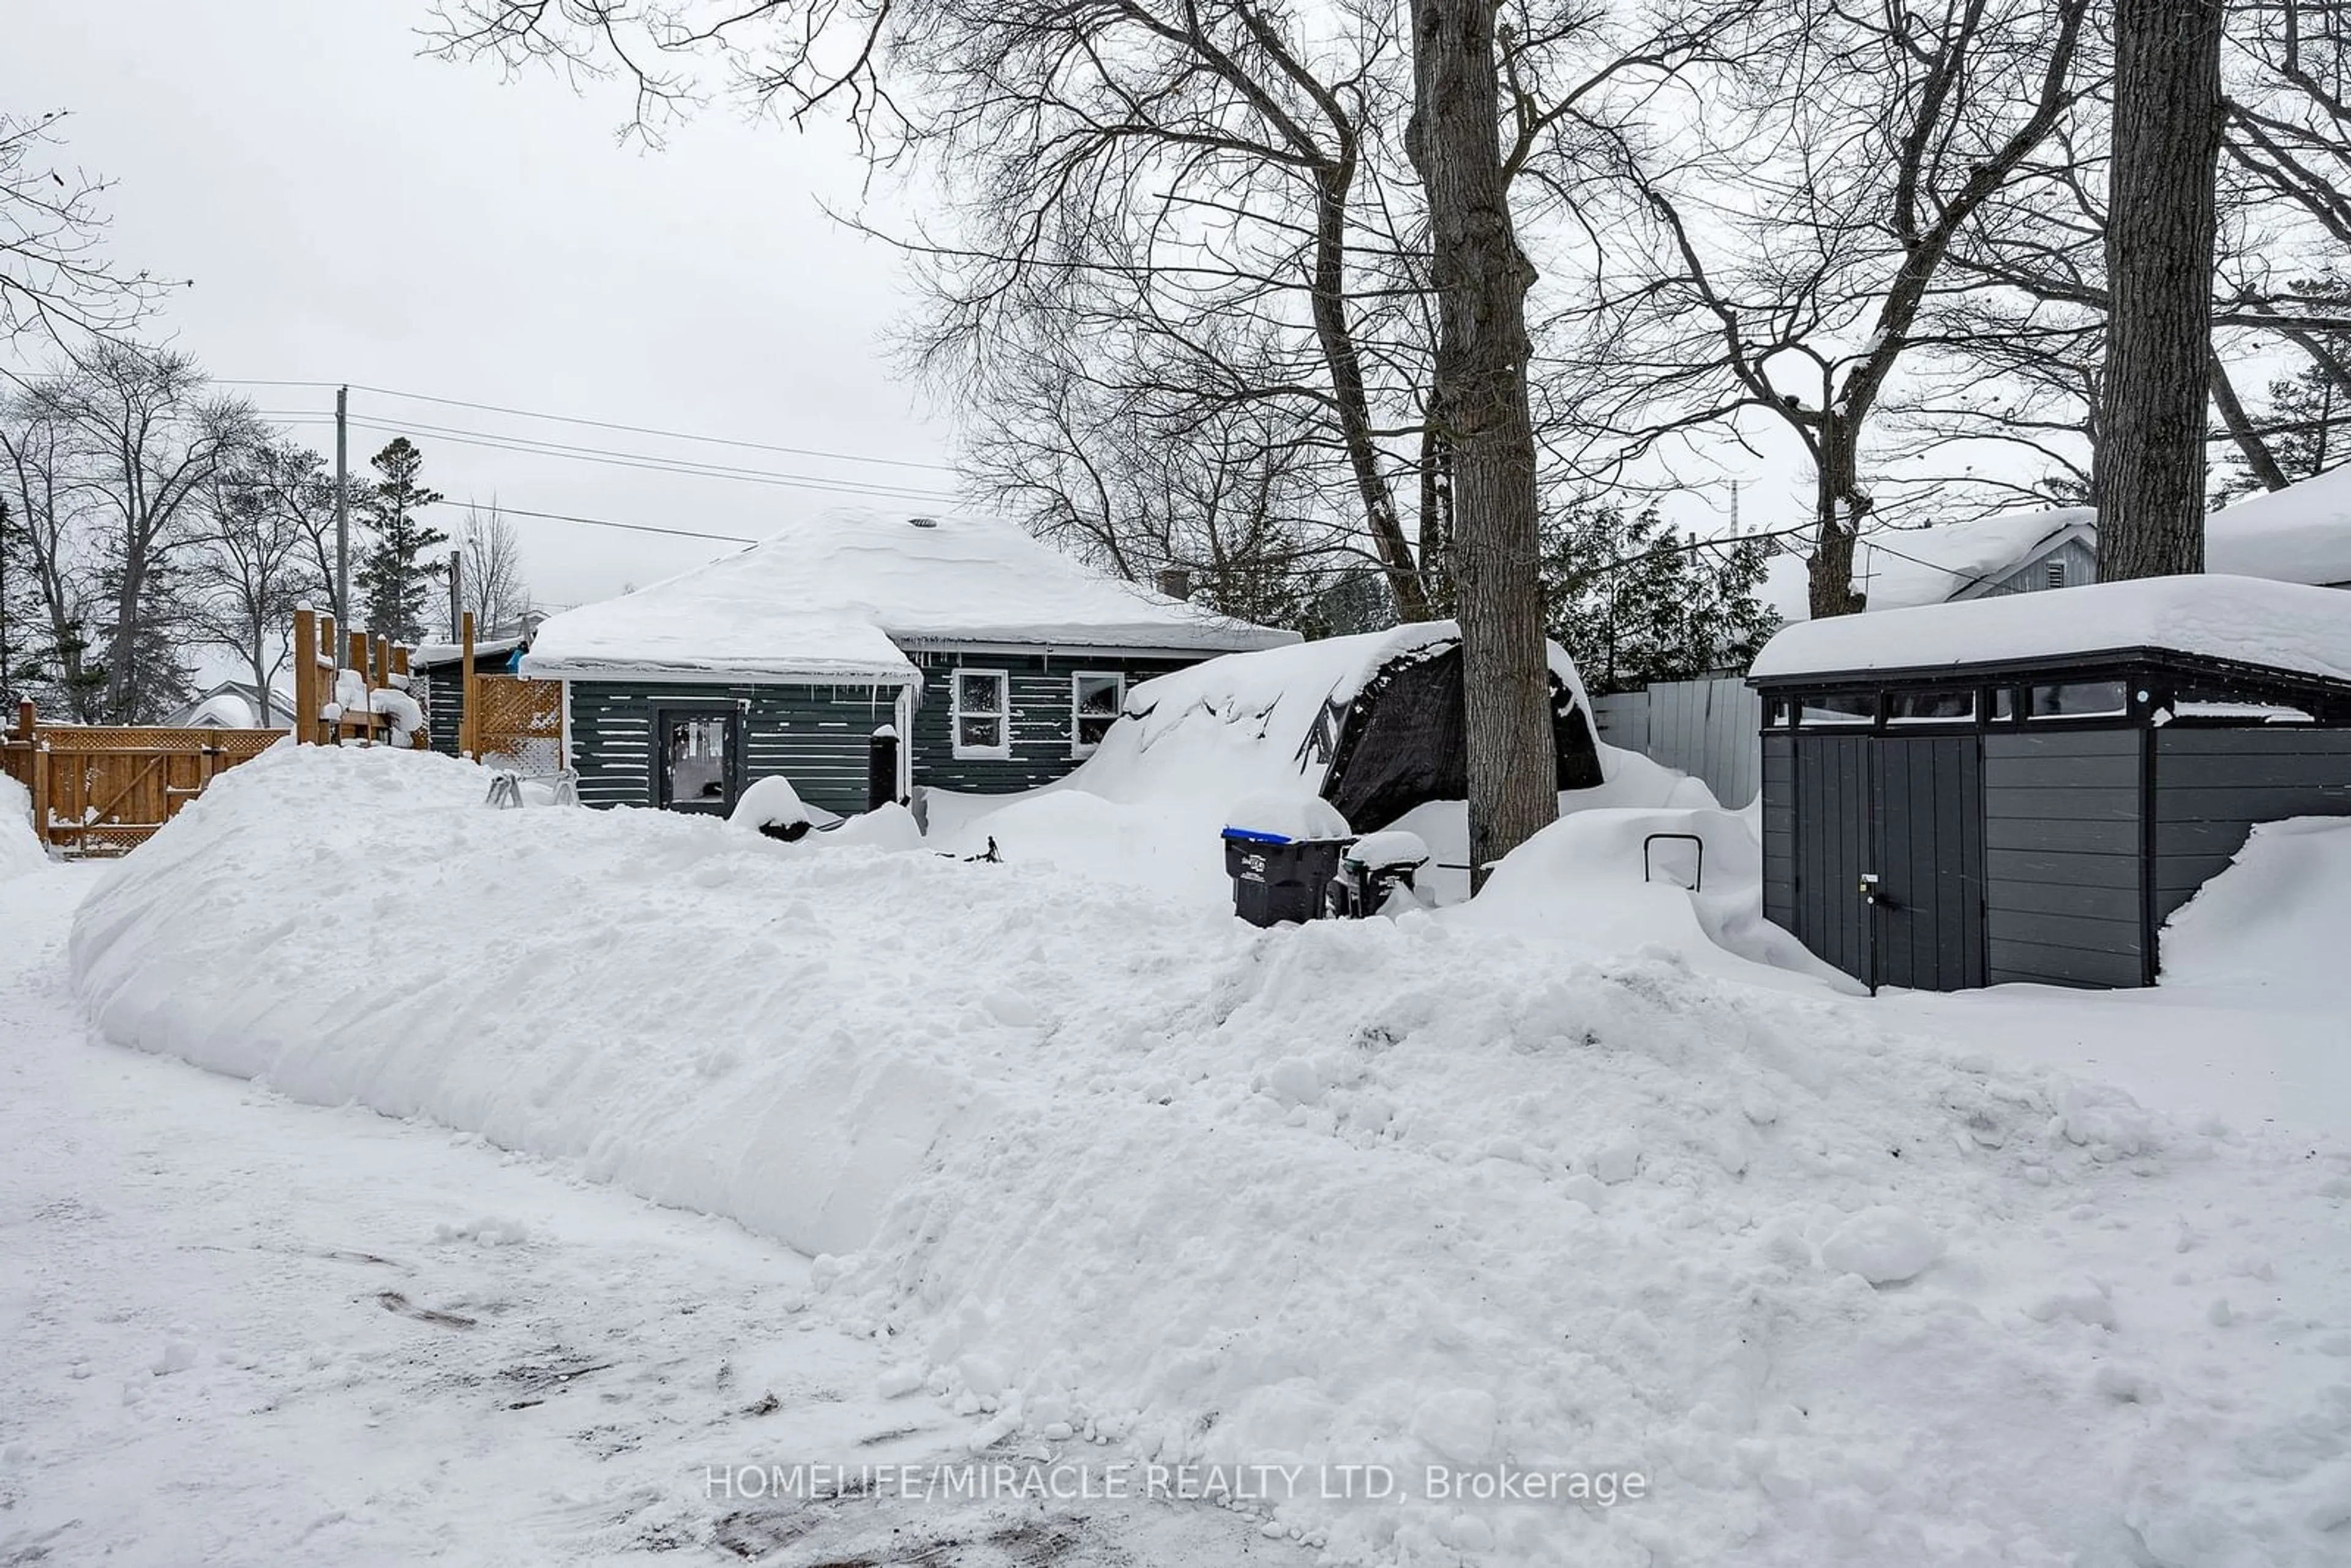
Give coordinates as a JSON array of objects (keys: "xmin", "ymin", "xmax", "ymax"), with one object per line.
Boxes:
[
  {"xmin": 2210, "ymin": 465, "xmax": 2351, "ymax": 587},
  {"xmin": 1749, "ymin": 574, "xmax": 2351, "ymax": 685},
  {"xmin": 522, "ymin": 508, "xmax": 1298, "ymax": 683}
]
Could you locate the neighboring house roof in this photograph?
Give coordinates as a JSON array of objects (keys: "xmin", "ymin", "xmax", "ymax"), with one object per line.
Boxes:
[
  {"xmin": 160, "ymin": 680, "xmax": 295, "ymax": 729},
  {"xmin": 1764, "ymin": 472, "xmax": 2351, "ymax": 625},
  {"xmin": 1751, "ymin": 573, "xmax": 2351, "ymax": 685},
  {"xmin": 2210, "ymin": 465, "xmax": 2351, "ymax": 587},
  {"xmin": 522, "ymin": 508, "xmax": 1300, "ymax": 683},
  {"xmin": 1761, "ymin": 507, "xmax": 2094, "ymax": 620}
]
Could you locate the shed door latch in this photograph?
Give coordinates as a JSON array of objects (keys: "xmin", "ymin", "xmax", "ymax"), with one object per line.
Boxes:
[{"xmin": 1859, "ymin": 872, "xmax": 1897, "ymax": 909}]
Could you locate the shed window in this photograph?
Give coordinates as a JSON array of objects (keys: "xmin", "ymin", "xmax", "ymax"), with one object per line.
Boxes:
[
  {"xmin": 2028, "ymin": 679, "xmax": 2128, "ymax": 719},
  {"xmin": 1763, "ymin": 697, "xmax": 1792, "ymax": 729},
  {"xmin": 951, "ymin": 669, "xmax": 1011, "ymax": 758},
  {"xmin": 1888, "ymin": 689, "xmax": 1975, "ymax": 724},
  {"xmin": 1797, "ymin": 693, "xmax": 1876, "ymax": 726},
  {"xmin": 1991, "ymin": 688, "xmax": 2019, "ymax": 721},
  {"xmin": 1071, "ymin": 672, "xmax": 1123, "ymax": 756}
]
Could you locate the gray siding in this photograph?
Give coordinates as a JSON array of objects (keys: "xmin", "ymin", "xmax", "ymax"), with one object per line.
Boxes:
[
  {"xmin": 1982, "ymin": 729, "xmax": 2145, "ymax": 988},
  {"xmin": 907, "ymin": 651, "xmax": 1196, "ymax": 794},
  {"xmin": 2150, "ymin": 728, "xmax": 2351, "ymax": 934},
  {"xmin": 568, "ymin": 680, "xmax": 901, "ymax": 816},
  {"xmin": 418, "ymin": 668, "xmax": 461, "ymax": 756},
  {"xmin": 1973, "ymin": 537, "xmax": 2099, "ymax": 600}
]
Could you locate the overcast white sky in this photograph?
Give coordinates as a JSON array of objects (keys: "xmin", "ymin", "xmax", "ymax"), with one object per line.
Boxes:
[{"xmin": 5, "ymin": 0, "xmax": 953, "ymax": 612}]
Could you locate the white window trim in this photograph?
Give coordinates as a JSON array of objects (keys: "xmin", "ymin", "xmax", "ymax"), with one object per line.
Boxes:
[
  {"xmin": 1070, "ymin": 670, "xmax": 1124, "ymax": 758},
  {"xmin": 950, "ymin": 667, "xmax": 1012, "ymax": 760}
]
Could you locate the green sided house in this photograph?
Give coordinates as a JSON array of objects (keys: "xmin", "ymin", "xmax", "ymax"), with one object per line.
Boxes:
[{"xmin": 520, "ymin": 509, "xmax": 1298, "ymax": 816}]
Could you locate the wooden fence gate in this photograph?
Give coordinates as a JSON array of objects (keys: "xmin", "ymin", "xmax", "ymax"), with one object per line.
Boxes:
[{"xmin": 2, "ymin": 705, "xmax": 283, "ymax": 855}]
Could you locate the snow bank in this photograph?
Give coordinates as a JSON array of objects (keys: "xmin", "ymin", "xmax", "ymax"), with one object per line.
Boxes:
[
  {"xmin": 1463, "ymin": 807, "xmax": 1859, "ymax": 992},
  {"xmin": 2159, "ymin": 815, "xmax": 2351, "ymax": 986},
  {"xmin": 0, "ymin": 774, "xmax": 45, "ymax": 881},
  {"xmin": 66, "ymin": 745, "xmax": 2351, "ymax": 1567},
  {"xmin": 1753, "ymin": 572, "xmax": 2351, "ymax": 683}
]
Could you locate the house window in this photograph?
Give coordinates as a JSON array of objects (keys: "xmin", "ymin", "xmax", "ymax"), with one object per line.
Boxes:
[
  {"xmin": 951, "ymin": 669, "xmax": 1011, "ymax": 758},
  {"xmin": 1071, "ymin": 672, "xmax": 1123, "ymax": 756},
  {"xmin": 2028, "ymin": 679, "xmax": 2128, "ymax": 719}
]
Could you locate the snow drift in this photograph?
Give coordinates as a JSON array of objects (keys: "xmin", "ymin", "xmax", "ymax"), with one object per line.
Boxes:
[
  {"xmin": 2159, "ymin": 814, "xmax": 2351, "ymax": 987},
  {"xmin": 1, "ymin": 774, "xmax": 45, "ymax": 881},
  {"xmin": 67, "ymin": 746, "xmax": 2351, "ymax": 1567}
]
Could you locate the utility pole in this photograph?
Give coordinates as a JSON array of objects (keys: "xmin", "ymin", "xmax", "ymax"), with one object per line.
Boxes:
[{"xmin": 334, "ymin": 385, "xmax": 351, "ymax": 627}]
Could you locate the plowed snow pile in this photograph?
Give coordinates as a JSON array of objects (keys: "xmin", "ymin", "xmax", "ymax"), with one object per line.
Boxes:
[
  {"xmin": 1, "ymin": 775, "xmax": 45, "ymax": 881},
  {"xmin": 70, "ymin": 748, "xmax": 2351, "ymax": 1567}
]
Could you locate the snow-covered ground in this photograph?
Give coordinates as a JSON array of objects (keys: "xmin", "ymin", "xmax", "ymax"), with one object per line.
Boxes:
[
  {"xmin": 0, "ymin": 855, "xmax": 1272, "ymax": 1566},
  {"xmin": 39, "ymin": 746, "xmax": 2351, "ymax": 1566}
]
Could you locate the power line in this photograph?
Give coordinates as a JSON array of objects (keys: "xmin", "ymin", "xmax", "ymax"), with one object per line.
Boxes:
[
  {"xmin": 471, "ymin": 503, "xmax": 757, "ymax": 546},
  {"xmin": 220, "ymin": 377, "xmax": 960, "ymax": 474},
  {"xmin": 327, "ymin": 413, "xmax": 958, "ymax": 505}
]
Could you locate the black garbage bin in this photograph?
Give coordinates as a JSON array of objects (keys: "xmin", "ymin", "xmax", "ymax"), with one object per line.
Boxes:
[
  {"xmin": 1327, "ymin": 830, "xmax": 1432, "ymax": 918},
  {"xmin": 1221, "ymin": 828, "xmax": 1353, "ymax": 927}
]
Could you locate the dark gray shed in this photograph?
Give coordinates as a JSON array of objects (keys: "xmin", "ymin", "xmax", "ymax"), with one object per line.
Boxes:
[{"xmin": 1749, "ymin": 576, "xmax": 2351, "ymax": 991}]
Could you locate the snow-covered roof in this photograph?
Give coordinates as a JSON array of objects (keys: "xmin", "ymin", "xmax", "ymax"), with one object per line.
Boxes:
[
  {"xmin": 2210, "ymin": 466, "xmax": 2351, "ymax": 587},
  {"xmin": 1761, "ymin": 507, "xmax": 2094, "ymax": 620},
  {"xmin": 522, "ymin": 508, "xmax": 1297, "ymax": 683},
  {"xmin": 409, "ymin": 635, "xmax": 527, "ymax": 671},
  {"xmin": 1750, "ymin": 574, "xmax": 2351, "ymax": 685}
]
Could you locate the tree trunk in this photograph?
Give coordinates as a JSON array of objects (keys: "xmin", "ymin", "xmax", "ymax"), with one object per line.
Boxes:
[
  {"xmin": 2100, "ymin": 0, "xmax": 2224, "ymax": 579},
  {"xmin": 1310, "ymin": 170, "xmax": 1431, "ymax": 624},
  {"xmin": 1408, "ymin": 0, "xmax": 1555, "ymax": 888},
  {"xmin": 2210, "ymin": 356, "xmax": 2290, "ymax": 492},
  {"xmin": 1808, "ymin": 413, "xmax": 1869, "ymax": 617}
]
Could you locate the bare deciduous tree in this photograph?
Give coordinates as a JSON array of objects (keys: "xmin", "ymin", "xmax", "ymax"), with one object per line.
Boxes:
[
  {"xmin": 184, "ymin": 451, "xmax": 310, "ymax": 722},
  {"xmin": 1409, "ymin": 0, "xmax": 1555, "ymax": 876},
  {"xmin": 1, "ymin": 111, "xmax": 176, "ymax": 342},
  {"xmin": 456, "ymin": 500, "xmax": 536, "ymax": 637},
  {"xmin": 1563, "ymin": 0, "xmax": 2092, "ymax": 616}
]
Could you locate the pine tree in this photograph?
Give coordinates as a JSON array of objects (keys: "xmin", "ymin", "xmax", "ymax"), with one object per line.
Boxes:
[
  {"xmin": 355, "ymin": 438, "xmax": 449, "ymax": 643},
  {"xmin": 1542, "ymin": 502, "xmax": 1779, "ymax": 695}
]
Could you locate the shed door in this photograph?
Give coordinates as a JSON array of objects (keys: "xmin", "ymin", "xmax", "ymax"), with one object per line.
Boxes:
[
  {"xmin": 1871, "ymin": 735, "xmax": 1986, "ymax": 991},
  {"xmin": 1783, "ymin": 732, "xmax": 1985, "ymax": 991},
  {"xmin": 655, "ymin": 707, "xmax": 740, "ymax": 814}
]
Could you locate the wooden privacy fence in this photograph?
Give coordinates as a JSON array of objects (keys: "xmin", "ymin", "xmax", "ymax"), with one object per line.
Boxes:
[
  {"xmin": 470, "ymin": 672, "xmax": 564, "ymax": 766},
  {"xmin": 2, "ymin": 610, "xmax": 563, "ymax": 857},
  {"xmin": 2, "ymin": 702, "xmax": 283, "ymax": 855}
]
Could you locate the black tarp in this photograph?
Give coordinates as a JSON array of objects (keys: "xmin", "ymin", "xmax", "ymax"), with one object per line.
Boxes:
[{"xmin": 1321, "ymin": 640, "xmax": 1603, "ymax": 831}]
